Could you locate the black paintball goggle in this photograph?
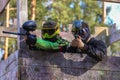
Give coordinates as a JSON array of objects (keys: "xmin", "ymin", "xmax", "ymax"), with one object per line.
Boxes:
[
  {"xmin": 72, "ymin": 25, "xmax": 87, "ymax": 38},
  {"xmin": 72, "ymin": 20, "xmax": 90, "ymax": 43}
]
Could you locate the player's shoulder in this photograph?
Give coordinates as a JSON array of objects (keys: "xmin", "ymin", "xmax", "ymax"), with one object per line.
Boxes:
[{"xmin": 90, "ymin": 37, "xmax": 106, "ymax": 46}]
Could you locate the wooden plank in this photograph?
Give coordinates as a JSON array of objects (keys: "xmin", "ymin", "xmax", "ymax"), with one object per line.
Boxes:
[
  {"xmin": 109, "ymin": 30, "xmax": 120, "ymax": 44},
  {"xmin": 103, "ymin": 0, "xmax": 120, "ymax": 3},
  {"xmin": 109, "ymin": 24, "xmax": 120, "ymax": 45},
  {"xmin": 17, "ymin": 0, "xmax": 28, "ymax": 49},
  {"xmin": 18, "ymin": 49, "xmax": 120, "ymax": 80},
  {"xmin": 94, "ymin": 27, "xmax": 109, "ymax": 47},
  {"xmin": 0, "ymin": 51, "xmax": 18, "ymax": 78},
  {"xmin": 95, "ymin": 30, "xmax": 107, "ymax": 44},
  {"xmin": 18, "ymin": 49, "xmax": 120, "ymax": 72},
  {"xmin": 0, "ymin": 0, "xmax": 10, "ymax": 13},
  {"xmin": 95, "ymin": 27, "xmax": 109, "ymax": 36},
  {"xmin": 19, "ymin": 66, "xmax": 120, "ymax": 80}
]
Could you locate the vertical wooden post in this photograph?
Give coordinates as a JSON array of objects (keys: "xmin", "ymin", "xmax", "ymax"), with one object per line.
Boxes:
[
  {"xmin": 17, "ymin": 0, "xmax": 28, "ymax": 49},
  {"xmin": 31, "ymin": 0, "xmax": 36, "ymax": 20},
  {"xmin": 102, "ymin": 2, "xmax": 106, "ymax": 23},
  {"xmin": 4, "ymin": 3, "xmax": 10, "ymax": 59}
]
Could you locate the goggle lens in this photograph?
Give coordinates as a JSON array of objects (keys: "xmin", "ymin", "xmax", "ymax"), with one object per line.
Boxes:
[{"xmin": 42, "ymin": 29, "xmax": 56, "ymax": 35}]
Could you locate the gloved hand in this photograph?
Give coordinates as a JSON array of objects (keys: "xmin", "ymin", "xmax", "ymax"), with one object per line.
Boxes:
[{"xmin": 26, "ymin": 34, "xmax": 37, "ymax": 45}]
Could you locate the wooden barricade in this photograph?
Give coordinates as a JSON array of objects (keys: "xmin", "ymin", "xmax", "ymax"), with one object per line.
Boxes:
[{"xmin": 0, "ymin": 31, "xmax": 120, "ymax": 80}]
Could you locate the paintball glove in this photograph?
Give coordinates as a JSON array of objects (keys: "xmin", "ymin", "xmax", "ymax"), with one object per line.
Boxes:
[{"xmin": 26, "ymin": 34, "xmax": 37, "ymax": 45}]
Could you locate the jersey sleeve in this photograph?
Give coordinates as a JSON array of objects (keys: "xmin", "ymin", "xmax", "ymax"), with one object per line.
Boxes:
[
  {"xmin": 35, "ymin": 38, "xmax": 60, "ymax": 50},
  {"xmin": 85, "ymin": 40, "xmax": 107, "ymax": 61}
]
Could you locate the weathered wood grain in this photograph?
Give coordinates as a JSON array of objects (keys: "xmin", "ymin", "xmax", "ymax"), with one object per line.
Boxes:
[
  {"xmin": 0, "ymin": 0, "xmax": 10, "ymax": 13},
  {"xmin": 0, "ymin": 48, "xmax": 120, "ymax": 80}
]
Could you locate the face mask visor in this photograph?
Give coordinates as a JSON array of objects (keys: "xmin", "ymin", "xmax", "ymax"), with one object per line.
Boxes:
[{"xmin": 42, "ymin": 27, "xmax": 60, "ymax": 39}]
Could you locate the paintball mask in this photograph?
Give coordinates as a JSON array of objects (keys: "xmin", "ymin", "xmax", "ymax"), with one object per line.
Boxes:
[
  {"xmin": 41, "ymin": 21, "xmax": 60, "ymax": 40},
  {"xmin": 72, "ymin": 20, "xmax": 90, "ymax": 43}
]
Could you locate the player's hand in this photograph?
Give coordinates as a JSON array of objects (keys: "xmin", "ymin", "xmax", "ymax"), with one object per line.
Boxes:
[{"xmin": 71, "ymin": 36, "xmax": 84, "ymax": 49}]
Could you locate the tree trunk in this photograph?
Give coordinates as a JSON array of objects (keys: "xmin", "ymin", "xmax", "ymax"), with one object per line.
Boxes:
[
  {"xmin": 102, "ymin": 2, "xmax": 106, "ymax": 23},
  {"xmin": 31, "ymin": 0, "xmax": 36, "ymax": 20},
  {"xmin": 4, "ymin": 3, "xmax": 10, "ymax": 60}
]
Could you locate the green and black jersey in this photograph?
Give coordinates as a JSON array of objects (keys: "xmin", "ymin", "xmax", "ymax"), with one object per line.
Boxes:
[{"xmin": 34, "ymin": 37, "xmax": 69, "ymax": 52}]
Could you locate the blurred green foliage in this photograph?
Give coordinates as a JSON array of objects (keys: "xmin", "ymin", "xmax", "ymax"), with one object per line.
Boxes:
[
  {"xmin": 34, "ymin": 0, "xmax": 106, "ymax": 33},
  {"xmin": 111, "ymin": 41, "xmax": 120, "ymax": 56},
  {"xmin": 9, "ymin": 0, "xmax": 107, "ymax": 33}
]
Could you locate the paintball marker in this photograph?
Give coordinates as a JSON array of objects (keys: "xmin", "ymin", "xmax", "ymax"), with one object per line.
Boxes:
[
  {"xmin": 2, "ymin": 20, "xmax": 37, "ymax": 36},
  {"xmin": 74, "ymin": 33, "xmax": 79, "ymax": 39},
  {"xmin": 3, "ymin": 31, "xmax": 27, "ymax": 36}
]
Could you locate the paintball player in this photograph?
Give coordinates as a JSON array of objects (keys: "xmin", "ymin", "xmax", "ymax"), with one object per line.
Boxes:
[
  {"xmin": 24, "ymin": 20, "xmax": 69, "ymax": 52},
  {"xmin": 70, "ymin": 20, "xmax": 107, "ymax": 61},
  {"xmin": 24, "ymin": 20, "xmax": 107, "ymax": 61}
]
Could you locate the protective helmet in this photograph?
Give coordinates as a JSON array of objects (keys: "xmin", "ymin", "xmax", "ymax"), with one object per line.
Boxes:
[
  {"xmin": 72, "ymin": 20, "xmax": 90, "ymax": 43},
  {"xmin": 22, "ymin": 20, "xmax": 37, "ymax": 32},
  {"xmin": 41, "ymin": 20, "xmax": 60, "ymax": 40}
]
